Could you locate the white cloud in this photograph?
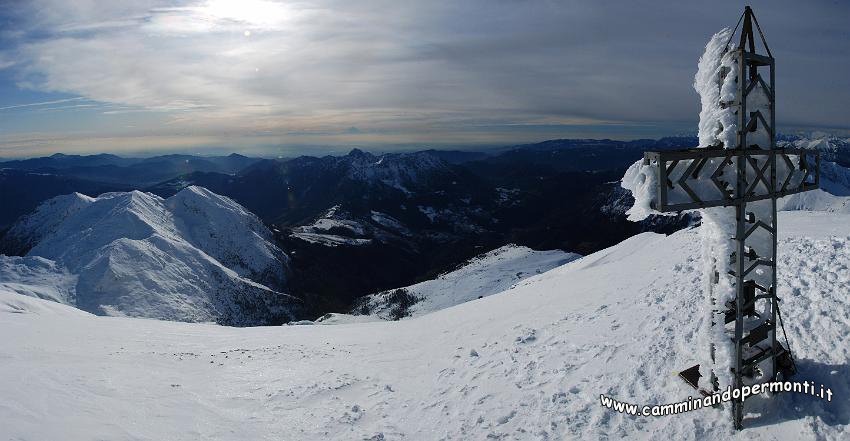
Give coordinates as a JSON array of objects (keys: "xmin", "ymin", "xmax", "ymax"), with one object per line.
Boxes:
[
  {"xmin": 0, "ymin": 97, "xmax": 85, "ymax": 111},
  {"xmin": 3, "ymin": 0, "xmax": 849, "ymax": 152}
]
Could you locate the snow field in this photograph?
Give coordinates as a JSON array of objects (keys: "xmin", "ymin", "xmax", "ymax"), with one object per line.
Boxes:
[{"xmin": 1, "ymin": 211, "xmax": 847, "ymax": 440}]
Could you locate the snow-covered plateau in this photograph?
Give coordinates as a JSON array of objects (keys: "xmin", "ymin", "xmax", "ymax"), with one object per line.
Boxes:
[
  {"xmin": 0, "ymin": 186, "xmax": 297, "ymax": 325},
  {"xmin": 1, "ymin": 209, "xmax": 848, "ymax": 440}
]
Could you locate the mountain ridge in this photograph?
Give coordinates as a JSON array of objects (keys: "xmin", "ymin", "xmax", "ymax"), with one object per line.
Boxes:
[{"xmin": 1, "ymin": 186, "xmax": 297, "ymax": 325}]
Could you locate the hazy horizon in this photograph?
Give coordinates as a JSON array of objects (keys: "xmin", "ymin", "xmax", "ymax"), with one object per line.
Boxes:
[{"xmin": 4, "ymin": 127, "xmax": 850, "ymax": 161}]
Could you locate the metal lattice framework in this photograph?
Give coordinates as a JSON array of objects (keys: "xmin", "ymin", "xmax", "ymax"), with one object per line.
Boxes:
[
  {"xmin": 642, "ymin": 7, "xmax": 819, "ymax": 430},
  {"xmin": 645, "ymin": 147, "xmax": 818, "ymax": 212}
]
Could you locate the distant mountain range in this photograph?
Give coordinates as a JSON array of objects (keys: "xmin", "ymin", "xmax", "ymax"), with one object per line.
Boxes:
[
  {"xmin": 2, "ymin": 134, "xmax": 847, "ymax": 321},
  {"xmin": 0, "ymin": 153, "xmax": 262, "ymax": 228},
  {"xmin": 0, "ymin": 152, "xmax": 259, "ymax": 185}
]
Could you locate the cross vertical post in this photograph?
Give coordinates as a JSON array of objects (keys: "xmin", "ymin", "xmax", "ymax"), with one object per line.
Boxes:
[{"xmin": 641, "ymin": 6, "xmax": 819, "ymax": 430}]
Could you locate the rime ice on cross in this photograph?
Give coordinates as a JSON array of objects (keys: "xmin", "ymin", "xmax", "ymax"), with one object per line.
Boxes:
[{"xmin": 637, "ymin": 7, "xmax": 818, "ymax": 430}]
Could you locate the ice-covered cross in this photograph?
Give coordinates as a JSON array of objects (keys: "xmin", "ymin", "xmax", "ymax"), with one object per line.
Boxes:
[{"xmin": 622, "ymin": 7, "xmax": 818, "ymax": 430}]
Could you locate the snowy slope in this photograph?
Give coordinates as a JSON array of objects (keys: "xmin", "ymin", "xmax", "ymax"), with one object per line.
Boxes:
[
  {"xmin": 350, "ymin": 244, "xmax": 581, "ymax": 320},
  {"xmin": 780, "ymin": 189, "xmax": 850, "ymax": 213},
  {"xmin": 778, "ymin": 160, "xmax": 850, "ymax": 213},
  {"xmin": 1, "ymin": 210, "xmax": 847, "ymax": 440},
  {"xmin": 818, "ymin": 160, "xmax": 850, "ymax": 196},
  {"xmin": 0, "ymin": 255, "xmax": 77, "ymax": 304},
  {"xmin": 0, "ymin": 186, "xmax": 296, "ymax": 325},
  {"xmin": 0, "ymin": 288, "xmax": 91, "ymax": 317}
]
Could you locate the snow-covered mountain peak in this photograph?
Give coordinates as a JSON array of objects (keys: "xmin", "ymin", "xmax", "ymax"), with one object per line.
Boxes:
[
  {"xmin": 4, "ymin": 191, "xmax": 94, "ymax": 253},
  {"xmin": 167, "ymin": 185, "xmax": 275, "ymax": 248},
  {"xmin": 26, "ymin": 190, "xmax": 176, "ymax": 268},
  {"xmin": 2, "ymin": 186, "xmax": 296, "ymax": 325},
  {"xmin": 167, "ymin": 185, "xmax": 289, "ymax": 286}
]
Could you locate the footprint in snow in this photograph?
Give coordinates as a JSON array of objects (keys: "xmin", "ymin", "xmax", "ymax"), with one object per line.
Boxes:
[
  {"xmin": 515, "ymin": 329, "xmax": 537, "ymax": 344},
  {"xmin": 497, "ymin": 410, "xmax": 517, "ymax": 425}
]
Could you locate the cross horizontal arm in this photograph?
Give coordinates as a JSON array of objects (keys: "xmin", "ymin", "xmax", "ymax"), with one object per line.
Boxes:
[
  {"xmin": 643, "ymin": 147, "xmax": 811, "ymax": 162},
  {"xmin": 643, "ymin": 148, "xmax": 819, "ymax": 213}
]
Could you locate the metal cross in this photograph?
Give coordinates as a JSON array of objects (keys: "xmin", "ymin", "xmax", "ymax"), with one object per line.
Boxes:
[{"xmin": 642, "ymin": 7, "xmax": 819, "ymax": 430}]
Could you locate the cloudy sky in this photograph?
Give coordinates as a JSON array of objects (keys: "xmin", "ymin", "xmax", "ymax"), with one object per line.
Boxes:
[{"xmin": 0, "ymin": 0, "xmax": 847, "ymax": 158}]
